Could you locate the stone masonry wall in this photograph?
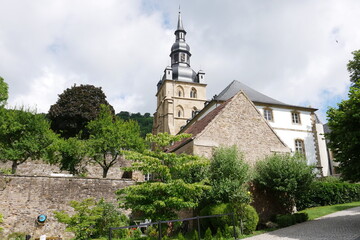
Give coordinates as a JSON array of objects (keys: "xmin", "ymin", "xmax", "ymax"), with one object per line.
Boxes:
[{"xmin": 0, "ymin": 175, "xmax": 134, "ymax": 239}]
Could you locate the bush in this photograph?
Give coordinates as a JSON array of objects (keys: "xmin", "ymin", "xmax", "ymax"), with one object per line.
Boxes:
[
  {"xmin": 275, "ymin": 212, "xmax": 308, "ymax": 228},
  {"xmin": 7, "ymin": 232, "xmax": 26, "ymax": 240},
  {"xmin": 177, "ymin": 232, "xmax": 186, "ymax": 240},
  {"xmin": 296, "ymin": 181, "xmax": 360, "ymax": 210},
  {"xmin": 254, "ymin": 153, "xmax": 315, "ymax": 212},
  {"xmin": 204, "ymin": 228, "xmax": 212, "ymax": 240},
  {"xmin": 200, "ymin": 203, "xmax": 259, "ymax": 235},
  {"xmin": 215, "ymin": 228, "xmax": 223, "ymax": 239},
  {"xmin": 235, "ymin": 204, "xmax": 259, "ymax": 234}
]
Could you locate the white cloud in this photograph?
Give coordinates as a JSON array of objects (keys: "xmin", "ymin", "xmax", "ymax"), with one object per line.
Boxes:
[{"xmin": 1, "ymin": 0, "xmax": 360, "ymax": 122}]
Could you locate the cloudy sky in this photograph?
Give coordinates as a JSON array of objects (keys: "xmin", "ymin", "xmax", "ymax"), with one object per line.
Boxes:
[{"xmin": 1, "ymin": 0, "xmax": 359, "ymax": 122}]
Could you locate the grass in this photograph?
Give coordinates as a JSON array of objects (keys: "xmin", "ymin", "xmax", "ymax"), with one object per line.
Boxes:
[{"xmin": 299, "ymin": 201, "xmax": 360, "ymax": 220}]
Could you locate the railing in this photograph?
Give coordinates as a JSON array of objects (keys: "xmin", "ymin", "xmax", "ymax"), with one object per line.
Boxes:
[{"xmin": 109, "ymin": 213, "xmax": 239, "ymax": 240}]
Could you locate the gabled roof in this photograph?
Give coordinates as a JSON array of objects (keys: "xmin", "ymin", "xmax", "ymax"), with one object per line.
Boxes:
[
  {"xmin": 167, "ymin": 98, "xmax": 231, "ymax": 152},
  {"xmin": 215, "ymin": 80, "xmax": 317, "ymax": 110}
]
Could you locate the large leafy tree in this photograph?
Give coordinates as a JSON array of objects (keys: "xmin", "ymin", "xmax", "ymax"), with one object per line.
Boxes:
[
  {"xmin": 117, "ymin": 111, "xmax": 153, "ymax": 137},
  {"xmin": 86, "ymin": 105, "xmax": 145, "ymax": 178},
  {"xmin": 0, "ymin": 76, "xmax": 8, "ymax": 107},
  {"xmin": 254, "ymin": 153, "xmax": 315, "ymax": 212},
  {"xmin": 0, "ymin": 107, "xmax": 57, "ymax": 174},
  {"xmin": 117, "ymin": 133, "xmax": 210, "ymax": 221},
  {"xmin": 48, "ymin": 84, "xmax": 114, "ymax": 139},
  {"xmin": 326, "ymin": 50, "xmax": 360, "ymax": 182}
]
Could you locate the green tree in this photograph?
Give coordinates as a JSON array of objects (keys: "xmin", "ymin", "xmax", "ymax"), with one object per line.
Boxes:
[
  {"xmin": 117, "ymin": 133, "xmax": 210, "ymax": 221},
  {"xmin": 0, "ymin": 107, "xmax": 56, "ymax": 174},
  {"xmin": 208, "ymin": 146, "xmax": 250, "ymax": 204},
  {"xmin": 117, "ymin": 112, "xmax": 154, "ymax": 137},
  {"xmin": 47, "ymin": 137, "xmax": 90, "ymax": 175},
  {"xmin": 48, "ymin": 84, "xmax": 114, "ymax": 139},
  {"xmin": 86, "ymin": 105, "xmax": 145, "ymax": 178},
  {"xmin": 0, "ymin": 77, "xmax": 8, "ymax": 107},
  {"xmin": 347, "ymin": 50, "xmax": 360, "ymax": 84},
  {"xmin": 327, "ymin": 80, "xmax": 360, "ymax": 182},
  {"xmin": 254, "ymin": 153, "xmax": 315, "ymax": 212}
]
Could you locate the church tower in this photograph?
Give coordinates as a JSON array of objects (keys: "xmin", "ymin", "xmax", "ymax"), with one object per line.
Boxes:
[{"xmin": 153, "ymin": 11, "xmax": 207, "ymax": 135}]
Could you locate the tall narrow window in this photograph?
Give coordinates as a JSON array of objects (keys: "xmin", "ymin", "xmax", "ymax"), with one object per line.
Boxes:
[
  {"xmin": 263, "ymin": 108, "xmax": 273, "ymax": 121},
  {"xmin": 190, "ymin": 88, "xmax": 197, "ymax": 98},
  {"xmin": 295, "ymin": 139, "xmax": 305, "ymax": 155},
  {"xmin": 178, "ymin": 110, "xmax": 181, "ymax": 117},
  {"xmin": 292, "ymin": 112, "xmax": 301, "ymax": 124},
  {"xmin": 178, "ymin": 91, "xmax": 182, "ymax": 97}
]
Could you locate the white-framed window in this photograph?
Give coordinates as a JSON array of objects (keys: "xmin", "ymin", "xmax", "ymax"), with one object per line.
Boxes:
[
  {"xmin": 295, "ymin": 139, "xmax": 305, "ymax": 155},
  {"xmin": 190, "ymin": 88, "xmax": 197, "ymax": 98},
  {"xmin": 263, "ymin": 108, "xmax": 273, "ymax": 121},
  {"xmin": 292, "ymin": 111, "xmax": 301, "ymax": 124}
]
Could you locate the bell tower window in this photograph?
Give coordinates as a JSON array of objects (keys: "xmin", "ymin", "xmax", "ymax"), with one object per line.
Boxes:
[{"xmin": 190, "ymin": 88, "xmax": 197, "ymax": 98}]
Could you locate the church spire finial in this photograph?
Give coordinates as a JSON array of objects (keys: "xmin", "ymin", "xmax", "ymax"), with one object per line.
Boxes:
[{"xmin": 177, "ymin": 9, "xmax": 185, "ymax": 32}]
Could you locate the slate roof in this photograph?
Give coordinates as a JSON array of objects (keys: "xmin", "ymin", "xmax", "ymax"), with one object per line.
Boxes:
[{"xmin": 215, "ymin": 80, "xmax": 316, "ymax": 110}]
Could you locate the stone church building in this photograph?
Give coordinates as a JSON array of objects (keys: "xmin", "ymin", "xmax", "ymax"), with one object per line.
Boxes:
[{"xmin": 153, "ymin": 12, "xmax": 331, "ymax": 176}]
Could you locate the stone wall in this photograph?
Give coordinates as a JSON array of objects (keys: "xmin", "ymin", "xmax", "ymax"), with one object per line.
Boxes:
[{"xmin": 0, "ymin": 175, "xmax": 134, "ymax": 239}]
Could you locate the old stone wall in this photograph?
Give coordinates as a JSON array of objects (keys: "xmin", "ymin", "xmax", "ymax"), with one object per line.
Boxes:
[{"xmin": 0, "ymin": 175, "xmax": 134, "ymax": 239}]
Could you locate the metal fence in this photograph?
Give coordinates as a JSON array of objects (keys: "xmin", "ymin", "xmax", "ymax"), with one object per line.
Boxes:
[{"xmin": 109, "ymin": 213, "xmax": 239, "ymax": 240}]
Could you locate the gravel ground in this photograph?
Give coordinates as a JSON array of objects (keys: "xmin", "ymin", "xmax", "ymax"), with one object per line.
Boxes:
[{"xmin": 243, "ymin": 206, "xmax": 360, "ymax": 240}]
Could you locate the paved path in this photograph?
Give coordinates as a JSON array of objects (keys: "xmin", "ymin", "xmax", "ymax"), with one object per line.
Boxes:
[{"xmin": 244, "ymin": 207, "xmax": 360, "ymax": 240}]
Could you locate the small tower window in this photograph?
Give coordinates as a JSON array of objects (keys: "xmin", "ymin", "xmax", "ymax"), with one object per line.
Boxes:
[
  {"xmin": 178, "ymin": 91, "xmax": 182, "ymax": 97},
  {"xmin": 190, "ymin": 88, "xmax": 197, "ymax": 98},
  {"xmin": 291, "ymin": 111, "xmax": 301, "ymax": 124},
  {"xmin": 178, "ymin": 110, "xmax": 181, "ymax": 117}
]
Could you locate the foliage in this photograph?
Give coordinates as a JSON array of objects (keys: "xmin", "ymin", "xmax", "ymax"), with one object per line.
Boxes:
[
  {"xmin": 117, "ymin": 111, "xmax": 153, "ymax": 137},
  {"xmin": 347, "ymin": 50, "xmax": 360, "ymax": 84},
  {"xmin": 234, "ymin": 204, "xmax": 259, "ymax": 235},
  {"xmin": 48, "ymin": 84, "xmax": 114, "ymax": 139},
  {"xmin": 200, "ymin": 203, "xmax": 258, "ymax": 235},
  {"xmin": 47, "ymin": 137, "xmax": 90, "ymax": 175},
  {"xmin": 0, "ymin": 168, "xmax": 12, "ymax": 175},
  {"xmin": 0, "ymin": 107, "xmax": 57, "ymax": 174},
  {"xmin": 192, "ymin": 230, "xmax": 199, "ymax": 240},
  {"xmin": 0, "ymin": 76, "xmax": 8, "ymax": 107},
  {"xmin": 118, "ymin": 180, "xmax": 208, "ymax": 221},
  {"xmin": 275, "ymin": 213, "xmax": 308, "ymax": 228},
  {"xmin": 296, "ymin": 181, "xmax": 360, "ymax": 210},
  {"xmin": 87, "ymin": 105, "xmax": 145, "ymax": 178},
  {"xmin": 177, "ymin": 232, "xmax": 186, "ymax": 240},
  {"xmin": 215, "ymin": 228, "xmax": 223, "ymax": 239},
  {"xmin": 6, "ymin": 232, "xmax": 26, "ymax": 240},
  {"xmin": 254, "ymin": 153, "xmax": 315, "ymax": 212},
  {"xmin": 208, "ymin": 146, "xmax": 250, "ymax": 204},
  {"xmin": 326, "ymin": 79, "xmax": 360, "ymax": 182},
  {"xmin": 204, "ymin": 228, "xmax": 212, "ymax": 240},
  {"xmin": 54, "ymin": 198, "xmax": 128, "ymax": 240},
  {"xmin": 145, "ymin": 132, "xmax": 191, "ymax": 152},
  {"xmin": 118, "ymin": 133, "xmax": 210, "ymax": 221}
]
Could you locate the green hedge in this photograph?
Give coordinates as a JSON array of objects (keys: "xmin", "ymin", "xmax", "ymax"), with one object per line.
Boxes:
[
  {"xmin": 275, "ymin": 213, "xmax": 308, "ymax": 228},
  {"xmin": 296, "ymin": 181, "xmax": 360, "ymax": 210}
]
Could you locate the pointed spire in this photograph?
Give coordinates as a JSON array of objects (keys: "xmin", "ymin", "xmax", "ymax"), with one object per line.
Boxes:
[{"xmin": 176, "ymin": 9, "xmax": 185, "ymax": 32}]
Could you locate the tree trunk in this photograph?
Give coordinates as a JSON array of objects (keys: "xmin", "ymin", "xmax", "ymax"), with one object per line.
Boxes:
[
  {"xmin": 11, "ymin": 160, "xmax": 18, "ymax": 174},
  {"xmin": 102, "ymin": 167, "xmax": 109, "ymax": 178}
]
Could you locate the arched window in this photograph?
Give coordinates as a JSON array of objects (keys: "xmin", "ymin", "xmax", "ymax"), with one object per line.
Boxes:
[
  {"xmin": 176, "ymin": 105, "xmax": 184, "ymax": 118},
  {"xmin": 295, "ymin": 139, "xmax": 305, "ymax": 155},
  {"xmin": 176, "ymin": 86, "xmax": 184, "ymax": 98},
  {"xmin": 190, "ymin": 88, "xmax": 197, "ymax": 98}
]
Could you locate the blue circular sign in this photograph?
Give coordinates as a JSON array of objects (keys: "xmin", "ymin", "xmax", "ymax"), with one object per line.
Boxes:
[{"xmin": 37, "ymin": 214, "xmax": 47, "ymax": 223}]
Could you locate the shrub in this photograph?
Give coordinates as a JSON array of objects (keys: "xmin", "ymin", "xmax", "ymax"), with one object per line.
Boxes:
[
  {"xmin": 296, "ymin": 181, "xmax": 360, "ymax": 210},
  {"xmin": 0, "ymin": 213, "xmax": 3, "ymax": 232},
  {"xmin": 235, "ymin": 204, "xmax": 259, "ymax": 234},
  {"xmin": 215, "ymin": 228, "xmax": 223, "ymax": 239},
  {"xmin": 204, "ymin": 228, "xmax": 212, "ymax": 240},
  {"xmin": 177, "ymin": 232, "xmax": 186, "ymax": 240},
  {"xmin": 255, "ymin": 153, "xmax": 315, "ymax": 212},
  {"xmin": 276, "ymin": 212, "xmax": 309, "ymax": 228},
  {"xmin": 7, "ymin": 232, "xmax": 26, "ymax": 240},
  {"xmin": 208, "ymin": 146, "xmax": 251, "ymax": 204},
  {"xmin": 192, "ymin": 230, "xmax": 199, "ymax": 240},
  {"xmin": 200, "ymin": 203, "xmax": 259, "ymax": 235},
  {"xmin": 276, "ymin": 214, "xmax": 295, "ymax": 227}
]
